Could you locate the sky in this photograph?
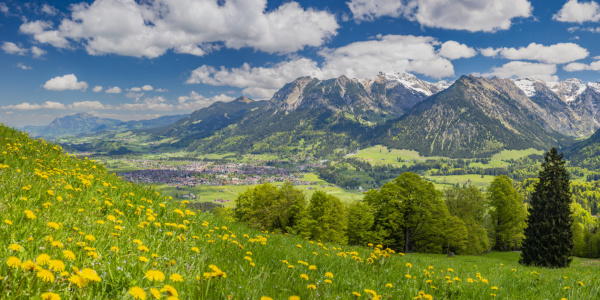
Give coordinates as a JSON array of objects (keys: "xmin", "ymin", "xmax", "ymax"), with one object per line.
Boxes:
[{"xmin": 1, "ymin": 0, "xmax": 600, "ymax": 127}]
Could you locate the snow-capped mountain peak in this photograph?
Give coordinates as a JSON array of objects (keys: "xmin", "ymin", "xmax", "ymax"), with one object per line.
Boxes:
[
  {"xmin": 547, "ymin": 78, "xmax": 587, "ymax": 102},
  {"xmin": 512, "ymin": 78, "xmax": 545, "ymax": 97},
  {"xmin": 588, "ymin": 82, "xmax": 600, "ymax": 94},
  {"xmin": 363, "ymin": 71, "xmax": 449, "ymax": 96}
]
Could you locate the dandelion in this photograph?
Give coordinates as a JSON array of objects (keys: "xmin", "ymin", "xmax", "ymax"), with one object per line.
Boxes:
[
  {"xmin": 406, "ymin": 262, "xmax": 412, "ymax": 268},
  {"xmin": 307, "ymin": 284, "xmax": 317, "ymax": 290},
  {"xmin": 145, "ymin": 270, "xmax": 166, "ymax": 282},
  {"xmin": 191, "ymin": 247, "xmax": 200, "ymax": 253},
  {"xmin": 140, "ymin": 256, "xmax": 149, "ymax": 262},
  {"xmin": 49, "ymin": 260, "xmax": 66, "ymax": 272},
  {"xmin": 80, "ymin": 268, "xmax": 102, "ymax": 282},
  {"xmin": 111, "ymin": 246, "xmax": 119, "ymax": 253},
  {"xmin": 324, "ymin": 279, "xmax": 332, "ymax": 284},
  {"xmin": 288, "ymin": 296, "xmax": 300, "ymax": 300},
  {"xmin": 150, "ymin": 288, "xmax": 161, "ymax": 300},
  {"xmin": 491, "ymin": 286, "xmax": 498, "ymax": 290},
  {"xmin": 21, "ymin": 260, "xmax": 37, "ymax": 271},
  {"xmin": 161, "ymin": 285, "xmax": 178, "ymax": 297},
  {"xmin": 41, "ymin": 292, "xmax": 61, "ymax": 300},
  {"xmin": 309, "ymin": 265, "xmax": 317, "ymax": 270},
  {"xmin": 69, "ymin": 275, "xmax": 87, "ymax": 288},
  {"xmin": 24, "ymin": 210, "xmax": 36, "ymax": 219},
  {"xmin": 386, "ymin": 283, "xmax": 393, "ymax": 288},
  {"xmin": 4, "ymin": 219, "xmax": 12, "ymax": 225},
  {"xmin": 37, "ymin": 269, "xmax": 55, "ymax": 282},
  {"xmin": 8, "ymin": 244, "xmax": 23, "ymax": 252},
  {"xmin": 300, "ymin": 274, "xmax": 309, "ymax": 280},
  {"xmin": 405, "ymin": 274, "xmax": 412, "ymax": 279},
  {"xmin": 352, "ymin": 292, "xmax": 361, "ymax": 297},
  {"xmin": 36, "ymin": 253, "xmax": 51, "ymax": 266},
  {"xmin": 325, "ymin": 272, "xmax": 334, "ymax": 278},
  {"xmin": 170, "ymin": 273, "xmax": 183, "ymax": 282},
  {"xmin": 261, "ymin": 297, "xmax": 273, "ymax": 300},
  {"xmin": 138, "ymin": 245, "xmax": 149, "ymax": 252},
  {"xmin": 63, "ymin": 250, "xmax": 76, "ymax": 261},
  {"xmin": 129, "ymin": 287, "xmax": 147, "ymax": 300},
  {"xmin": 579, "ymin": 281, "xmax": 584, "ymax": 286},
  {"xmin": 296, "ymin": 244, "xmax": 302, "ymax": 248}
]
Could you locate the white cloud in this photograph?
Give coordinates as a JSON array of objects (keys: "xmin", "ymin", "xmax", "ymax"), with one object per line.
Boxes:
[
  {"xmin": 19, "ymin": 21, "xmax": 69, "ymax": 48},
  {"xmin": 564, "ymin": 60, "xmax": 600, "ymax": 71},
  {"xmin": 30, "ymin": 46, "xmax": 47, "ymax": 58},
  {"xmin": 126, "ymin": 92, "xmax": 144, "ymax": 100},
  {"xmin": 43, "ymin": 74, "xmax": 88, "ymax": 91},
  {"xmin": 106, "ymin": 86, "xmax": 122, "ymax": 93},
  {"xmin": 177, "ymin": 91, "xmax": 235, "ymax": 110},
  {"xmin": 16, "ymin": 63, "xmax": 32, "ymax": 70},
  {"xmin": 0, "ymin": 3, "xmax": 8, "ymax": 15},
  {"xmin": 129, "ymin": 87, "xmax": 142, "ymax": 92},
  {"xmin": 21, "ymin": 0, "xmax": 339, "ymax": 58},
  {"xmin": 155, "ymin": 88, "xmax": 168, "ymax": 92},
  {"xmin": 347, "ymin": 0, "xmax": 532, "ymax": 32},
  {"xmin": 1, "ymin": 101, "xmax": 66, "ymax": 110},
  {"xmin": 481, "ymin": 61, "xmax": 558, "ymax": 82},
  {"xmin": 479, "ymin": 43, "xmax": 588, "ymax": 64},
  {"xmin": 117, "ymin": 96, "xmax": 173, "ymax": 111},
  {"xmin": 188, "ymin": 34, "xmax": 460, "ymax": 99},
  {"xmin": 41, "ymin": 4, "xmax": 59, "ymax": 16},
  {"xmin": 553, "ymin": 0, "xmax": 600, "ymax": 23},
  {"xmin": 68, "ymin": 101, "xmax": 106, "ymax": 110},
  {"xmin": 92, "ymin": 86, "xmax": 103, "ymax": 92},
  {"xmin": 141, "ymin": 85, "xmax": 153, "ymax": 91},
  {"xmin": 2, "ymin": 42, "xmax": 28, "ymax": 55},
  {"xmin": 438, "ymin": 41, "xmax": 476, "ymax": 60}
]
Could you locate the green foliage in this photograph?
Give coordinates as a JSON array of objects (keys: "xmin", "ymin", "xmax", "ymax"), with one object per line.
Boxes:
[
  {"xmin": 520, "ymin": 148, "xmax": 573, "ymax": 268},
  {"xmin": 364, "ymin": 172, "xmax": 448, "ymax": 253},
  {"xmin": 346, "ymin": 201, "xmax": 375, "ymax": 246},
  {"xmin": 307, "ymin": 191, "xmax": 348, "ymax": 244},
  {"xmin": 488, "ymin": 175, "xmax": 527, "ymax": 250},
  {"xmin": 443, "ymin": 186, "xmax": 490, "ymax": 255}
]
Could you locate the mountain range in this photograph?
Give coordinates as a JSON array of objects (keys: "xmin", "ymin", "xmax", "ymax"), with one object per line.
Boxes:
[
  {"xmin": 36, "ymin": 71, "xmax": 600, "ymax": 159},
  {"xmin": 22, "ymin": 112, "xmax": 188, "ymax": 138}
]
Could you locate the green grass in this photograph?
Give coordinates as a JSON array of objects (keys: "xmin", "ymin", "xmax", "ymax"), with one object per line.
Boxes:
[
  {"xmin": 426, "ymin": 174, "xmax": 496, "ymax": 190},
  {"xmin": 2, "ymin": 125, "xmax": 600, "ymax": 299}
]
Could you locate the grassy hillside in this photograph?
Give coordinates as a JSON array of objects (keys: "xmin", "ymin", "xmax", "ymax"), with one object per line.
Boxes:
[{"xmin": 1, "ymin": 124, "xmax": 600, "ymax": 299}]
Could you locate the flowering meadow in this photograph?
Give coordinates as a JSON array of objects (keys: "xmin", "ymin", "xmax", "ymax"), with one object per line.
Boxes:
[{"xmin": 1, "ymin": 124, "xmax": 600, "ymax": 300}]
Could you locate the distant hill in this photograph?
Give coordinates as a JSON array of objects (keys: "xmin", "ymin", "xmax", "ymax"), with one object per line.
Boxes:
[
  {"xmin": 565, "ymin": 128, "xmax": 600, "ymax": 170},
  {"xmin": 23, "ymin": 112, "xmax": 188, "ymax": 138},
  {"xmin": 377, "ymin": 76, "xmax": 574, "ymax": 157}
]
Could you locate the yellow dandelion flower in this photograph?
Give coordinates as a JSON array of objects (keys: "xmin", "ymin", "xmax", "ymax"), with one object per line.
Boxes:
[
  {"xmin": 296, "ymin": 244, "xmax": 302, "ymax": 248},
  {"xmin": 261, "ymin": 297, "xmax": 273, "ymax": 300},
  {"xmin": 8, "ymin": 244, "xmax": 23, "ymax": 252},
  {"xmin": 191, "ymin": 247, "xmax": 200, "ymax": 253},
  {"xmin": 491, "ymin": 286, "xmax": 498, "ymax": 290},
  {"xmin": 69, "ymin": 275, "xmax": 88, "ymax": 288},
  {"xmin": 482, "ymin": 279, "xmax": 489, "ymax": 284},
  {"xmin": 140, "ymin": 256, "xmax": 149, "ymax": 262},
  {"xmin": 288, "ymin": 296, "xmax": 300, "ymax": 300},
  {"xmin": 80, "ymin": 268, "xmax": 102, "ymax": 282},
  {"xmin": 129, "ymin": 287, "xmax": 147, "ymax": 300},
  {"xmin": 4, "ymin": 219, "xmax": 12, "ymax": 225},
  {"xmin": 352, "ymin": 292, "xmax": 361, "ymax": 297},
  {"xmin": 48, "ymin": 260, "xmax": 66, "ymax": 272},
  {"xmin": 63, "ymin": 250, "xmax": 76, "ymax": 261},
  {"xmin": 300, "ymin": 274, "xmax": 309, "ymax": 280},
  {"xmin": 405, "ymin": 274, "xmax": 412, "ymax": 279},
  {"xmin": 325, "ymin": 272, "xmax": 334, "ymax": 278},
  {"xmin": 161, "ymin": 285, "xmax": 178, "ymax": 297},
  {"xmin": 578, "ymin": 281, "xmax": 584, "ymax": 286},
  {"xmin": 111, "ymin": 246, "xmax": 119, "ymax": 253},
  {"xmin": 150, "ymin": 288, "xmax": 161, "ymax": 299},
  {"xmin": 170, "ymin": 273, "xmax": 183, "ymax": 282},
  {"xmin": 36, "ymin": 253, "xmax": 51, "ymax": 266},
  {"xmin": 85, "ymin": 235, "xmax": 95, "ymax": 242},
  {"xmin": 406, "ymin": 262, "xmax": 412, "ymax": 268},
  {"xmin": 138, "ymin": 245, "xmax": 149, "ymax": 252},
  {"xmin": 447, "ymin": 268, "xmax": 454, "ymax": 272},
  {"xmin": 307, "ymin": 284, "xmax": 317, "ymax": 290},
  {"xmin": 145, "ymin": 270, "xmax": 166, "ymax": 282},
  {"xmin": 324, "ymin": 279, "xmax": 332, "ymax": 283},
  {"xmin": 386, "ymin": 283, "xmax": 393, "ymax": 288},
  {"xmin": 6, "ymin": 256, "xmax": 21, "ymax": 268},
  {"xmin": 21, "ymin": 260, "xmax": 37, "ymax": 271},
  {"xmin": 37, "ymin": 269, "xmax": 55, "ymax": 282},
  {"xmin": 41, "ymin": 292, "xmax": 61, "ymax": 300},
  {"xmin": 308, "ymin": 265, "xmax": 317, "ymax": 270}
]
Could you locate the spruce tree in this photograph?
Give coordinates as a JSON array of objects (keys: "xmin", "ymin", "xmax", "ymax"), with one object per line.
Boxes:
[{"xmin": 519, "ymin": 148, "xmax": 573, "ymax": 268}]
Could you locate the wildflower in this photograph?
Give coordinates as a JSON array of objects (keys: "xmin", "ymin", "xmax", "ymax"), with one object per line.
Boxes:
[
  {"xmin": 579, "ymin": 281, "xmax": 584, "ymax": 286},
  {"xmin": 80, "ymin": 268, "xmax": 102, "ymax": 282},
  {"xmin": 191, "ymin": 247, "xmax": 200, "ymax": 253},
  {"xmin": 49, "ymin": 260, "xmax": 66, "ymax": 272},
  {"xmin": 63, "ymin": 250, "xmax": 76, "ymax": 261},
  {"xmin": 307, "ymin": 284, "xmax": 317, "ymax": 290},
  {"xmin": 41, "ymin": 292, "xmax": 61, "ymax": 300},
  {"xmin": 296, "ymin": 244, "xmax": 302, "ymax": 248},
  {"xmin": 21, "ymin": 260, "xmax": 37, "ymax": 271},
  {"xmin": 325, "ymin": 272, "xmax": 334, "ymax": 278},
  {"xmin": 405, "ymin": 274, "xmax": 412, "ymax": 279},
  {"xmin": 51, "ymin": 241, "xmax": 64, "ymax": 248},
  {"xmin": 37, "ymin": 269, "xmax": 55, "ymax": 282},
  {"xmin": 353, "ymin": 292, "xmax": 361, "ymax": 297},
  {"xmin": 85, "ymin": 235, "xmax": 96, "ymax": 242},
  {"xmin": 300, "ymin": 274, "xmax": 309, "ymax": 280},
  {"xmin": 467, "ymin": 278, "xmax": 474, "ymax": 283},
  {"xmin": 36, "ymin": 253, "xmax": 51, "ymax": 266},
  {"xmin": 150, "ymin": 288, "xmax": 161, "ymax": 300},
  {"xmin": 145, "ymin": 270, "xmax": 166, "ymax": 282},
  {"xmin": 24, "ymin": 210, "xmax": 36, "ymax": 219},
  {"xmin": 324, "ymin": 279, "xmax": 332, "ymax": 283},
  {"xmin": 5, "ymin": 257, "xmax": 21, "ymax": 271},
  {"xmin": 140, "ymin": 256, "xmax": 149, "ymax": 262},
  {"xmin": 309, "ymin": 265, "xmax": 317, "ymax": 270},
  {"xmin": 386, "ymin": 283, "xmax": 393, "ymax": 288},
  {"xmin": 161, "ymin": 285, "xmax": 178, "ymax": 297},
  {"xmin": 4, "ymin": 219, "xmax": 12, "ymax": 225},
  {"xmin": 406, "ymin": 262, "xmax": 412, "ymax": 268},
  {"xmin": 138, "ymin": 245, "xmax": 150, "ymax": 252},
  {"xmin": 289, "ymin": 296, "xmax": 300, "ymax": 300},
  {"xmin": 491, "ymin": 286, "xmax": 498, "ymax": 290},
  {"xmin": 47, "ymin": 222, "xmax": 60, "ymax": 230},
  {"xmin": 482, "ymin": 279, "xmax": 489, "ymax": 284},
  {"xmin": 129, "ymin": 287, "xmax": 147, "ymax": 300},
  {"xmin": 447, "ymin": 268, "xmax": 454, "ymax": 272},
  {"xmin": 111, "ymin": 246, "xmax": 119, "ymax": 253},
  {"xmin": 261, "ymin": 297, "xmax": 273, "ymax": 300},
  {"xmin": 170, "ymin": 273, "xmax": 184, "ymax": 282},
  {"xmin": 8, "ymin": 244, "xmax": 23, "ymax": 252},
  {"xmin": 69, "ymin": 275, "xmax": 87, "ymax": 288}
]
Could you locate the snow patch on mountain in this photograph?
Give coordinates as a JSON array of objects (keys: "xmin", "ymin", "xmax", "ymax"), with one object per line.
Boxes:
[
  {"xmin": 512, "ymin": 78, "xmax": 540, "ymax": 97},
  {"xmin": 547, "ymin": 79, "xmax": 587, "ymax": 102},
  {"xmin": 588, "ymin": 82, "xmax": 600, "ymax": 94},
  {"xmin": 362, "ymin": 71, "xmax": 450, "ymax": 96}
]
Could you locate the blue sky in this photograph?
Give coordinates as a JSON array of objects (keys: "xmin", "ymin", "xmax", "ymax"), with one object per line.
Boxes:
[{"xmin": 1, "ymin": 0, "xmax": 600, "ymax": 126}]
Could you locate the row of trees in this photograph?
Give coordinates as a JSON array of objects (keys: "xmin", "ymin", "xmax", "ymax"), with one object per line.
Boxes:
[{"xmin": 233, "ymin": 173, "xmax": 529, "ymax": 256}]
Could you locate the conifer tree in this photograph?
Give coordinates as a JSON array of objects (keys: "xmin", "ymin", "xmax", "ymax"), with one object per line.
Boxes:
[{"xmin": 520, "ymin": 148, "xmax": 573, "ymax": 268}]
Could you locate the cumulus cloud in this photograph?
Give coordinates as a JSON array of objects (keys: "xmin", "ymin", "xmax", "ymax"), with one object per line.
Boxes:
[
  {"xmin": 141, "ymin": 85, "xmax": 153, "ymax": 91},
  {"xmin": 564, "ymin": 60, "xmax": 600, "ymax": 71},
  {"xmin": 177, "ymin": 91, "xmax": 235, "ymax": 110},
  {"xmin": 31, "ymin": 46, "xmax": 47, "ymax": 58},
  {"xmin": 68, "ymin": 101, "xmax": 106, "ymax": 109},
  {"xmin": 105, "ymin": 86, "xmax": 122, "ymax": 93},
  {"xmin": 553, "ymin": 0, "xmax": 600, "ymax": 23},
  {"xmin": 43, "ymin": 74, "xmax": 89, "ymax": 91},
  {"xmin": 92, "ymin": 86, "xmax": 103, "ymax": 92},
  {"xmin": 347, "ymin": 0, "xmax": 532, "ymax": 32},
  {"xmin": 2, "ymin": 42, "xmax": 28, "ymax": 55},
  {"xmin": 155, "ymin": 88, "xmax": 168, "ymax": 92},
  {"xmin": 188, "ymin": 34, "xmax": 461, "ymax": 99},
  {"xmin": 0, "ymin": 3, "xmax": 8, "ymax": 15},
  {"xmin": 19, "ymin": 0, "xmax": 339, "ymax": 58},
  {"xmin": 41, "ymin": 4, "xmax": 59, "ymax": 16},
  {"xmin": 1, "ymin": 101, "xmax": 66, "ymax": 110},
  {"xmin": 480, "ymin": 43, "xmax": 589, "ymax": 64},
  {"xmin": 17, "ymin": 63, "xmax": 32, "ymax": 70},
  {"xmin": 128, "ymin": 87, "xmax": 142, "ymax": 92},
  {"xmin": 438, "ymin": 41, "xmax": 476, "ymax": 60},
  {"xmin": 126, "ymin": 92, "xmax": 144, "ymax": 100},
  {"xmin": 117, "ymin": 96, "xmax": 173, "ymax": 110},
  {"xmin": 481, "ymin": 61, "xmax": 558, "ymax": 82},
  {"xmin": 19, "ymin": 21, "xmax": 69, "ymax": 48}
]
